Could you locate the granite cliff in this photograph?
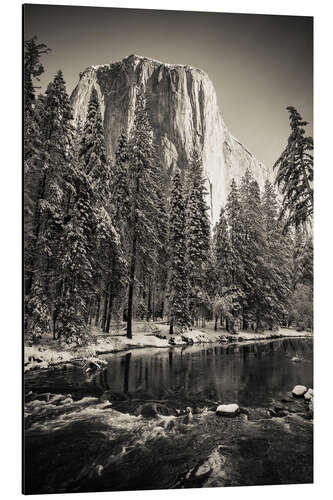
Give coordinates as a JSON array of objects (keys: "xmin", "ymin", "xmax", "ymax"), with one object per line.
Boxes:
[{"xmin": 71, "ymin": 54, "xmax": 273, "ymax": 225}]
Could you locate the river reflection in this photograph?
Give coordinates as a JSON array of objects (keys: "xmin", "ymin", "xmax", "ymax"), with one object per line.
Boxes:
[
  {"xmin": 24, "ymin": 337, "xmax": 313, "ymax": 494},
  {"xmin": 96, "ymin": 338, "xmax": 313, "ymax": 407}
]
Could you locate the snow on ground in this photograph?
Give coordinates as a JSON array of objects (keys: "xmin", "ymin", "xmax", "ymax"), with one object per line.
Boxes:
[{"xmin": 24, "ymin": 322, "xmax": 312, "ymax": 372}]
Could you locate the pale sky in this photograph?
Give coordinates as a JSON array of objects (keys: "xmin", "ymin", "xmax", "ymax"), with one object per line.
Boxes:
[{"xmin": 24, "ymin": 5, "xmax": 313, "ymax": 168}]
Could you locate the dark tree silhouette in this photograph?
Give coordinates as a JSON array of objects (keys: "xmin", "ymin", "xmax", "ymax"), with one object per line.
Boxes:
[{"xmin": 274, "ymin": 106, "xmax": 313, "ymax": 233}]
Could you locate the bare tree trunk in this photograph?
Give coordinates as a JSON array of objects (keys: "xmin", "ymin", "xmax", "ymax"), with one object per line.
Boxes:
[
  {"xmin": 105, "ymin": 292, "xmax": 113, "ymax": 333},
  {"xmin": 25, "ymin": 174, "xmax": 47, "ymax": 297},
  {"xmin": 169, "ymin": 317, "xmax": 174, "ymax": 336},
  {"xmin": 127, "ymin": 173, "xmax": 140, "ymax": 339},
  {"xmin": 89, "ymin": 299, "xmax": 93, "ymax": 326},
  {"xmin": 102, "ymin": 290, "xmax": 110, "ymax": 332},
  {"xmin": 127, "ymin": 236, "xmax": 137, "ymax": 339},
  {"xmin": 152, "ymin": 285, "xmax": 155, "ymax": 322},
  {"xmin": 256, "ymin": 311, "xmax": 262, "ymax": 332},
  {"xmin": 53, "ymin": 315, "xmax": 57, "ymax": 340},
  {"xmin": 147, "ymin": 283, "xmax": 152, "ymax": 321},
  {"xmin": 95, "ymin": 294, "xmax": 101, "ymax": 327}
]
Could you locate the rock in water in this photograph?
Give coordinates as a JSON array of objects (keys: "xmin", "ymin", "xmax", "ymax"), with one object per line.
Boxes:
[
  {"xmin": 182, "ymin": 407, "xmax": 193, "ymax": 424},
  {"xmin": 216, "ymin": 403, "xmax": 240, "ymax": 416},
  {"xmin": 140, "ymin": 403, "xmax": 158, "ymax": 419},
  {"xmin": 71, "ymin": 54, "xmax": 273, "ymax": 225},
  {"xmin": 304, "ymin": 388, "xmax": 314, "ymax": 400},
  {"xmin": 292, "ymin": 385, "xmax": 308, "ymax": 397}
]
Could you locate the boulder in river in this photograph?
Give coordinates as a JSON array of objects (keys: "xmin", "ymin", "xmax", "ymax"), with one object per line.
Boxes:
[
  {"xmin": 140, "ymin": 402, "xmax": 177, "ymax": 419},
  {"xmin": 140, "ymin": 403, "xmax": 159, "ymax": 419},
  {"xmin": 181, "ymin": 407, "xmax": 193, "ymax": 424},
  {"xmin": 216, "ymin": 403, "xmax": 240, "ymax": 417},
  {"xmin": 292, "ymin": 385, "xmax": 307, "ymax": 397},
  {"xmin": 304, "ymin": 388, "xmax": 313, "ymax": 400},
  {"xmin": 99, "ymin": 391, "xmax": 113, "ymax": 403}
]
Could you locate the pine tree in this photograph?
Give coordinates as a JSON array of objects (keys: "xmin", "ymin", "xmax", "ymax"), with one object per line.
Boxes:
[
  {"xmin": 261, "ymin": 180, "xmax": 292, "ymax": 328},
  {"xmin": 185, "ymin": 151, "xmax": 211, "ymax": 326},
  {"xmin": 212, "ymin": 206, "xmax": 233, "ymax": 329},
  {"xmin": 24, "ymin": 37, "xmax": 51, "ymax": 302},
  {"xmin": 111, "ymin": 131, "xmax": 131, "ymax": 231},
  {"xmin": 24, "ymin": 70, "xmax": 75, "ymax": 341},
  {"xmin": 226, "ymin": 179, "xmax": 244, "ymax": 287},
  {"xmin": 56, "ymin": 199, "xmax": 94, "ymax": 342},
  {"xmin": 125, "ymin": 85, "xmax": 166, "ymax": 338},
  {"xmin": 98, "ymin": 131, "xmax": 132, "ymax": 332},
  {"xmin": 214, "ymin": 206, "xmax": 232, "ymax": 290},
  {"xmin": 79, "ymin": 87, "xmax": 112, "ymax": 333},
  {"xmin": 168, "ymin": 169, "xmax": 191, "ymax": 334},
  {"xmin": 25, "ymin": 280, "xmax": 50, "ymax": 344},
  {"xmin": 24, "ymin": 36, "xmax": 51, "ymax": 111},
  {"xmin": 300, "ymin": 237, "xmax": 313, "ymax": 289},
  {"xmin": 241, "ymin": 176, "xmax": 266, "ymax": 330},
  {"xmin": 287, "ymin": 228, "xmax": 313, "ymax": 330},
  {"xmin": 225, "ymin": 178, "xmax": 244, "ymax": 331},
  {"xmin": 25, "ymin": 70, "xmax": 74, "ymax": 296},
  {"xmin": 274, "ymin": 106, "xmax": 313, "ymax": 232},
  {"xmin": 24, "ymin": 95, "xmax": 46, "ymax": 278},
  {"xmin": 56, "ymin": 87, "xmax": 121, "ymax": 342},
  {"xmin": 290, "ymin": 229, "xmax": 312, "ymax": 290},
  {"xmin": 145, "ymin": 141, "xmax": 168, "ymax": 322},
  {"xmin": 39, "ymin": 70, "xmax": 75, "ymax": 239},
  {"xmin": 79, "ymin": 87, "xmax": 110, "ymax": 195}
]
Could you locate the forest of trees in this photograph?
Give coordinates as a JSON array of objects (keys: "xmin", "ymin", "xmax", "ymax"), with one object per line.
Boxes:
[{"xmin": 24, "ymin": 38, "xmax": 313, "ymax": 345}]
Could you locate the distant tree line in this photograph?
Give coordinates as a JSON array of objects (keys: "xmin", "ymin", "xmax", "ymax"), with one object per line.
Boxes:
[{"xmin": 24, "ymin": 38, "xmax": 313, "ymax": 344}]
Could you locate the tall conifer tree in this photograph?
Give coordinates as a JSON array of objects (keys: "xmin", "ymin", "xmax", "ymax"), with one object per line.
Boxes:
[
  {"xmin": 185, "ymin": 151, "xmax": 211, "ymax": 325},
  {"xmin": 243, "ymin": 177, "xmax": 266, "ymax": 330},
  {"xmin": 25, "ymin": 70, "xmax": 74, "ymax": 340},
  {"xmin": 56, "ymin": 87, "xmax": 121, "ymax": 342},
  {"xmin": 125, "ymin": 85, "xmax": 165, "ymax": 338},
  {"xmin": 214, "ymin": 207, "xmax": 232, "ymax": 290},
  {"xmin": 262, "ymin": 180, "xmax": 292, "ymax": 328},
  {"xmin": 225, "ymin": 178, "xmax": 244, "ymax": 331},
  {"xmin": 168, "ymin": 169, "xmax": 191, "ymax": 334}
]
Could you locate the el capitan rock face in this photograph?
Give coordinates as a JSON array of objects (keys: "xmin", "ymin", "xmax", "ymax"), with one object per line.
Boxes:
[{"xmin": 71, "ymin": 54, "xmax": 273, "ymax": 224}]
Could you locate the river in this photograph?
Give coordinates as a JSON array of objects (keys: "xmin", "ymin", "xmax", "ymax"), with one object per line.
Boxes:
[{"xmin": 24, "ymin": 337, "xmax": 313, "ymax": 494}]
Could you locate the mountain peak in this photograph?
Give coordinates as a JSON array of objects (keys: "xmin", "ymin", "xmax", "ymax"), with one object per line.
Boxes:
[{"xmin": 71, "ymin": 56, "xmax": 272, "ymax": 224}]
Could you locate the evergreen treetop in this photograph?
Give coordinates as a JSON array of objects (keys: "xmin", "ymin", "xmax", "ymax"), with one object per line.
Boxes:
[{"xmin": 274, "ymin": 106, "xmax": 313, "ymax": 232}]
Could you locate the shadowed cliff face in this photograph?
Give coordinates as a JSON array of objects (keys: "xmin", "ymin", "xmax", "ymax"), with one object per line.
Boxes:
[{"xmin": 71, "ymin": 54, "xmax": 273, "ymax": 224}]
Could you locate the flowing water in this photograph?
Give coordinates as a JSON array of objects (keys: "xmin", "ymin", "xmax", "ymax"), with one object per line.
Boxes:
[{"xmin": 24, "ymin": 337, "xmax": 313, "ymax": 494}]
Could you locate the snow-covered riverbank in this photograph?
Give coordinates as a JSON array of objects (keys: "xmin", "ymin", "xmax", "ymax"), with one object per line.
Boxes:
[{"xmin": 24, "ymin": 324, "xmax": 312, "ymax": 372}]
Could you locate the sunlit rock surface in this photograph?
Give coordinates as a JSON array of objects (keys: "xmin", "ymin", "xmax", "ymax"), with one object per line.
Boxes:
[
  {"xmin": 304, "ymin": 388, "xmax": 313, "ymax": 400},
  {"xmin": 216, "ymin": 403, "xmax": 240, "ymax": 416},
  {"xmin": 71, "ymin": 54, "xmax": 273, "ymax": 224},
  {"xmin": 292, "ymin": 385, "xmax": 308, "ymax": 397}
]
